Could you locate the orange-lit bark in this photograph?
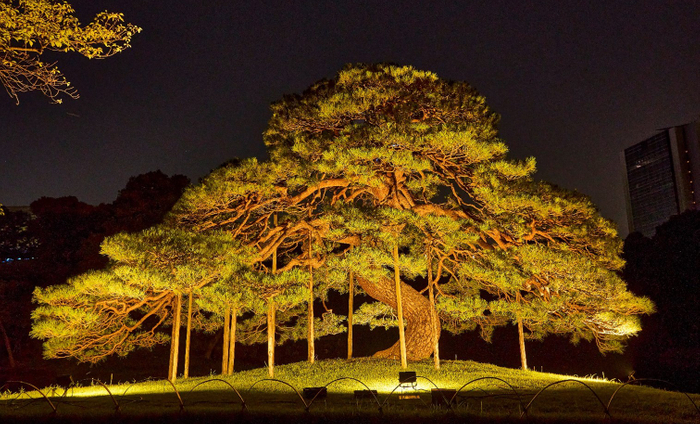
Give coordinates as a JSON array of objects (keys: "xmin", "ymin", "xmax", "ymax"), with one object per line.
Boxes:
[
  {"xmin": 168, "ymin": 293, "xmax": 182, "ymax": 382},
  {"xmin": 355, "ymin": 274, "xmax": 437, "ymax": 361},
  {"xmin": 184, "ymin": 291, "xmax": 193, "ymax": 378},
  {"xmin": 347, "ymin": 272, "xmax": 354, "ymax": 360}
]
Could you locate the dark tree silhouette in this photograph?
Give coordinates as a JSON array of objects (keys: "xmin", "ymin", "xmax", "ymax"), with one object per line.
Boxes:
[
  {"xmin": 1, "ymin": 172, "xmax": 188, "ymax": 367},
  {"xmin": 623, "ymin": 210, "xmax": 700, "ymax": 392}
]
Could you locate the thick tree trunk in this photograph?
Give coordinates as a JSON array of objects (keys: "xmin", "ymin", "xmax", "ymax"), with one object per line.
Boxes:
[
  {"xmin": 0, "ymin": 317, "xmax": 16, "ymax": 368},
  {"xmin": 168, "ymin": 293, "xmax": 182, "ymax": 382},
  {"xmin": 222, "ymin": 306, "xmax": 231, "ymax": 374},
  {"xmin": 227, "ymin": 307, "xmax": 236, "ymax": 374},
  {"xmin": 347, "ymin": 272, "xmax": 354, "ymax": 360},
  {"xmin": 184, "ymin": 291, "xmax": 193, "ymax": 378},
  {"xmin": 355, "ymin": 274, "xmax": 438, "ymax": 361}
]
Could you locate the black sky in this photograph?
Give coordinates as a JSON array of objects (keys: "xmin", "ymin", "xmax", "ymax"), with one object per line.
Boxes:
[{"xmin": 2, "ymin": 1, "xmax": 699, "ymax": 236}]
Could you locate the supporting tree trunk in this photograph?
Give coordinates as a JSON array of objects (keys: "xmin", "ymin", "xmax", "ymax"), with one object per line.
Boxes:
[
  {"xmin": 307, "ymin": 238, "xmax": 315, "ymax": 363},
  {"xmin": 307, "ymin": 265, "xmax": 315, "ymax": 363},
  {"xmin": 393, "ymin": 245, "xmax": 408, "ymax": 368},
  {"xmin": 427, "ymin": 253, "xmax": 440, "ymax": 370},
  {"xmin": 355, "ymin": 273, "xmax": 436, "ymax": 361},
  {"xmin": 267, "ymin": 297, "xmax": 276, "ymax": 378},
  {"xmin": 227, "ymin": 307, "xmax": 236, "ymax": 374},
  {"xmin": 168, "ymin": 293, "xmax": 182, "ymax": 382},
  {"xmin": 184, "ymin": 290, "xmax": 193, "ymax": 378},
  {"xmin": 347, "ymin": 272, "xmax": 354, "ymax": 360},
  {"xmin": 222, "ymin": 306, "xmax": 231, "ymax": 374},
  {"xmin": 517, "ymin": 315, "xmax": 528, "ymax": 370},
  {"xmin": 267, "ymin": 214, "xmax": 278, "ymax": 378},
  {"xmin": 0, "ymin": 317, "xmax": 16, "ymax": 368}
]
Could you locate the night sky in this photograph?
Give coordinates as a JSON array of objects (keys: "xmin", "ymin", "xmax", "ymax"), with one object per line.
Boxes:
[{"xmin": 2, "ymin": 1, "xmax": 699, "ymax": 236}]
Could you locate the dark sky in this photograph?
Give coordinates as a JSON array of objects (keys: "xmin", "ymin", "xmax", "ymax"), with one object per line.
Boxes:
[{"xmin": 2, "ymin": 1, "xmax": 699, "ymax": 236}]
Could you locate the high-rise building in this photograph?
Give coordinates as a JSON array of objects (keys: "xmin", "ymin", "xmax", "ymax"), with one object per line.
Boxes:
[{"xmin": 622, "ymin": 118, "xmax": 700, "ymax": 236}]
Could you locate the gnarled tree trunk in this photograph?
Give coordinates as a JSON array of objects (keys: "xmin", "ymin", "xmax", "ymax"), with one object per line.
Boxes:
[{"xmin": 356, "ymin": 275, "xmax": 438, "ymax": 360}]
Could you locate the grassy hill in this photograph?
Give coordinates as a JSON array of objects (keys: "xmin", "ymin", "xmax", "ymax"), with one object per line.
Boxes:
[{"xmin": 1, "ymin": 359, "xmax": 698, "ymax": 423}]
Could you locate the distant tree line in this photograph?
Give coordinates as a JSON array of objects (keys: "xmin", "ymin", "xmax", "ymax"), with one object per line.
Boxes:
[
  {"xmin": 0, "ymin": 171, "xmax": 189, "ymax": 369},
  {"xmin": 623, "ymin": 210, "xmax": 700, "ymax": 393}
]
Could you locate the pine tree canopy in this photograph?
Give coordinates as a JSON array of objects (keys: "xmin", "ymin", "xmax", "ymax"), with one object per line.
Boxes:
[
  {"xmin": 31, "ymin": 226, "xmax": 249, "ymax": 362},
  {"xmin": 33, "ymin": 64, "xmax": 653, "ymax": 365}
]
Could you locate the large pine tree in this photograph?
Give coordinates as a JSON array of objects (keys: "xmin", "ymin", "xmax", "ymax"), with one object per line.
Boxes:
[
  {"xmin": 32, "ymin": 64, "xmax": 652, "ymax": 368},
  {"xmin": 172, "ymin": 63, "xmax": 653, "ymax": 361}
]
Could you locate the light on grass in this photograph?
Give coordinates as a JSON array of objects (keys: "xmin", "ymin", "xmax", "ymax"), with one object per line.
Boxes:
[
  {"xmin": 367, "ymin": 374, "xmax": 424, "ymax": 393},
  {"xmin": 574, "ymin": 375, "xmax": 613, "ymax": 384},
  {"xmin": 3, "ymin": 359, "xmax": 697, "ymax": 424},
  {"xmin": 66, "ymin": 380, "xmax": 173, "ymax": 398},
  {"xmin": 549, "ymin": 371, "xmax": 614, "ymax": 385},
  {"xmin": 66, "ymin": 384, "xmax": 129, "ymax": 398}
]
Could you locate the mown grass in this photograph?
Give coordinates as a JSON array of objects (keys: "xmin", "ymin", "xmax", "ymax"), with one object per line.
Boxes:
[{"xmin": 1, "ymin": 358, "xmax": 698, "ymax": 423}]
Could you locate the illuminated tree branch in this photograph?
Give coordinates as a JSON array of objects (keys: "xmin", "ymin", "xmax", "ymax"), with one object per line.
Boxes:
[{"xmin": 0, "ymin": 0, "xmax": 141, "ymax": 103}]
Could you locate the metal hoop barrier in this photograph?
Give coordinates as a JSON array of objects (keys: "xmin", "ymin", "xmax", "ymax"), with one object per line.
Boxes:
[
  {"xmin": 415, "ymin": 376, "xmax": 455, "ymax": 409},
  {"xmin": 2, "ymin": 374, "xmax": 698, "ymax": 419},
  {"xmin": 453, "ymin": 376, "xmax": 526, "ymax": 416},
  {"xmin": 306, "ymin": 377, "xmax": 381, "ymax": 411},
  {"xmin": 521, "ymin": 379, "xmax": 610, "ymax": 419},
  {"xmin": 117, "ymin": 381, "xmax": 141, "ymax": 400},
  {"xmin": 247, "ymin": 378, "xmax": 308, "ymax": 410},
  {"xmin": 3, "ymin": 381, "xmax": 57, "ymax": 414},
  {"xmin": 164, "ymin": 379, "xmax": 185, "ymax": 411},
  {"xmin": 189, "ymin": 378, "xmax": 247, "ymax": 411},
  {"xmin": 606, "ymin": 378, "xmax": 699, "ymax": 416},
  {"xmin": 90, "ymin": 379, "xmax": 121, "ymax": 413}
]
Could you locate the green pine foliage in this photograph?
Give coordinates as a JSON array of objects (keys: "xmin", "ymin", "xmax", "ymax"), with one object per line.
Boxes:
[
  {"xmin": 32, "ymin": 63, "xmax": 653, "ymax": 366},
  {"xmin": 31, "ymin": 226, "xmax": 250, "ymax": 361},
  {"xmin": 31, "ymin": 268, "xmax": 170, "ymax": 362}
]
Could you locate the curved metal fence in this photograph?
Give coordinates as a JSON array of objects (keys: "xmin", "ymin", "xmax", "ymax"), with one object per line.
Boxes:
[{"xmin": 1, "ymin": 374, "xmax": 698, "ymax": 420}]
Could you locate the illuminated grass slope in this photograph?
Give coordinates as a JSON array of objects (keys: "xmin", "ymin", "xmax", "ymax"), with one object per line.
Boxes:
[{"xmin": 1, "ymin": 359, "xmax": 698, "ymax": 423}]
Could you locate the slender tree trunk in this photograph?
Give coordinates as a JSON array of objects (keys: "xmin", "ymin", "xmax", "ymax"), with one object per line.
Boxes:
[
  {"xmin": 517, "ymin": 315, "xmax": 528, "ymax": 370},
  {"xmin": 268, "ymin": 220, "xmax": 277, "ymax": 378},
  {"xmin": 307, "ymin": 268, "xmax": 315, "ymax": 363},
  {"xmin": 267, "ymin": 298, "xmax": 276, "ymax": 378},
  {"xmin": 355, "ymin": 274, "xmax": 436, "ymax": 360},
  {"xmin": 347, "ymin": 272, "xmax": 354, "ymax": 360},
  {"xmin": 227, "ymin": 307, "xmax": 236, "ymax": 374},
  {"xmin": 427, "ymin": 253, "xmax": 440, "ymax": 370},
  {"xmin": 184, "ymin": 290, "xmax": 193, "ymax": 378},
  {"xmin": 393, "ymin": 245, "xmax": 408, "ymax": 368},
  {"xmin": 307, "ymin": 238, "xmax": 315, "ymax": 363},
  {"xmin": 168, "ymin": 293, "xmax": 182, "ymax": 382},
  {"xmin": 222, "ymin": 306, "xmax": 231, "ymax": 374},
  {"xmin": 0, "ymin": 317, "xmax": 16, "ymax": 368}
]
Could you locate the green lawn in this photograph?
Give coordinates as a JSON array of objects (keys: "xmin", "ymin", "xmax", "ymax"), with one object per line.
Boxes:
[{"xmin": 1, "ymin": 358, "xmax": 698, "ymax": 423}]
